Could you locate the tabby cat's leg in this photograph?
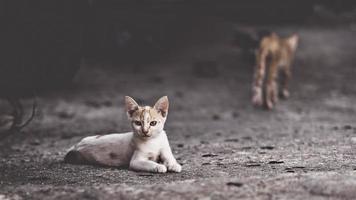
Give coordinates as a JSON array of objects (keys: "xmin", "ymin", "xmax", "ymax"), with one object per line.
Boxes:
[
  {"xmin": 266, "ymin": 62, "xmax": 279, "ymax": 109},
  {"xmin": 252, "ymin": 52, "xmax": 266, "ymax": 107},
  {"xmin": 280, "ymin": 66, "xmax": 291, "ymax": 99}
]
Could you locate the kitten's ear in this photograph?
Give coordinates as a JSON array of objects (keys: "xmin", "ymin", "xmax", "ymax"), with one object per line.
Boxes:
[
  {"xmin": 287, "ymin": 34, "xmax": 299, "ymax": 51},
  {"xmin": 125, "ymin": 96, "xmax": 139, "ymax": 118},
  {"xmin": 154, "ymin": 96, "xmax": 169, "ymax": 117}
]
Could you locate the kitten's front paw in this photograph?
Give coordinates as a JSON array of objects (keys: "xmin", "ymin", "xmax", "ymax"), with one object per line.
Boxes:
[
  {"xmin": 155, "ymin": 164, "xmax": 167, "ymax": 173},
  {"xmin": 165, "ymin": 162, "xmax": 182, "ymax": 173}
]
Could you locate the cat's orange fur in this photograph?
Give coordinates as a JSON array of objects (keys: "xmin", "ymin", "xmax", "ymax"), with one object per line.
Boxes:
[{"xmin": 252, "ymin": 33, "xmax": 299, "ymax": 109}]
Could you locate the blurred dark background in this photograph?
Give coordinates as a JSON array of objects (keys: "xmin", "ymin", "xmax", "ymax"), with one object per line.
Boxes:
[
  {"xmin": 1, "ymin": 0, "xmax": 355, "ymax": 97},
  {"xmin": 1, "ymin": 2, "xmax": 356, "ymax": 198}
]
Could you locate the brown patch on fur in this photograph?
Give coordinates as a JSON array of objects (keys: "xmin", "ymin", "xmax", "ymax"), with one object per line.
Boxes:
[
  {"xmin": 148, "ymin": 153, "xmax": 157, "ymax": 161},
  {"xmin": 128, "ymin": 107, "xmax": 138, "ymax": 117},
  {"xmin": 159, "ymin": 110, "xmax": 167, "ymax": 117}
]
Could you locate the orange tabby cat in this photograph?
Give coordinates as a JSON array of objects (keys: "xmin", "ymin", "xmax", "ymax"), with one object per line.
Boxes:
[{"xmin": 252, "ymin": 33, "xmax": 299, "ymax": 109}]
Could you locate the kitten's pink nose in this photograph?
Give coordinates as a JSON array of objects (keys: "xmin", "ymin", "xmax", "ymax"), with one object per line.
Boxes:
[{"xmin": 142, "ymin": 130, "xmax": 149, "ymax": 135}]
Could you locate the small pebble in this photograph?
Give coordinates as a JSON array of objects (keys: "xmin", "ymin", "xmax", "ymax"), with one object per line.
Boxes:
[
  {"xmin": 268, "ymin": 161, "xmax": 284, "ymax": 164},
  {"xmin": 226, "ymin": 182, "xmax": 243, "ymax": 187},
  {"xmin": 177, "ymin": 144, "xmax": 184, "ymax": 148},
  {"xmin": 137, "ymin": 173, "xmax": 154, "ymax": 177},
  {"xmin": 202, "ymin": 153, "xmax": 218, "ymax": 157},
  {"xmin": 260, "ymin": 146, "xmax": 274, "ymax": 150},
  {"xmin": 292, "ymin": 166, "xmax": 306, "ymax": 169},
  {"xmin": 284, "ymin": 167, "xmax": 295, "ymax": 173}
]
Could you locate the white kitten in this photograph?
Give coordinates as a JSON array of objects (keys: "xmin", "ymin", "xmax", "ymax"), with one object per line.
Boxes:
[{"xmin": 64, "ymin": 96, "xmax": 181, "ymax": 173}]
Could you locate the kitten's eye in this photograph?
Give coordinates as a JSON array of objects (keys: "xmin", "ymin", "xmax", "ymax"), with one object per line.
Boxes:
[
  {"xmin": 134, "ymin": 121, "xmax": 142, "ymax": 126},
  {"xmin": 150, "ymin": 121, "xmax": 157, "ymax": 126}
]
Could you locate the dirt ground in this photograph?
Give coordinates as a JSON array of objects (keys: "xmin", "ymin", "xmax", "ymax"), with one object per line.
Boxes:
[{"xmin": 1, "ymin": 16, "xmax": 356, "ymax": 200}]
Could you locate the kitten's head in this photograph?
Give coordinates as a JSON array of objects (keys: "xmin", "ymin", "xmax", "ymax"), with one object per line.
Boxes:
[
  {"xmin": 125, "ymin": 96, "xmax": 169, "ymax": 138},
  {"xmin": 286, "ymin": 34, "xmax": 299, "ymax": 51}
]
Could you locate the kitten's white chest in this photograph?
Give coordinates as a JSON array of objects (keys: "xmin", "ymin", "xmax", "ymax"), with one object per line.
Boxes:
[{"xmin": 135, "ymin": 134, "xmax": 166, "ymax": 159}]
